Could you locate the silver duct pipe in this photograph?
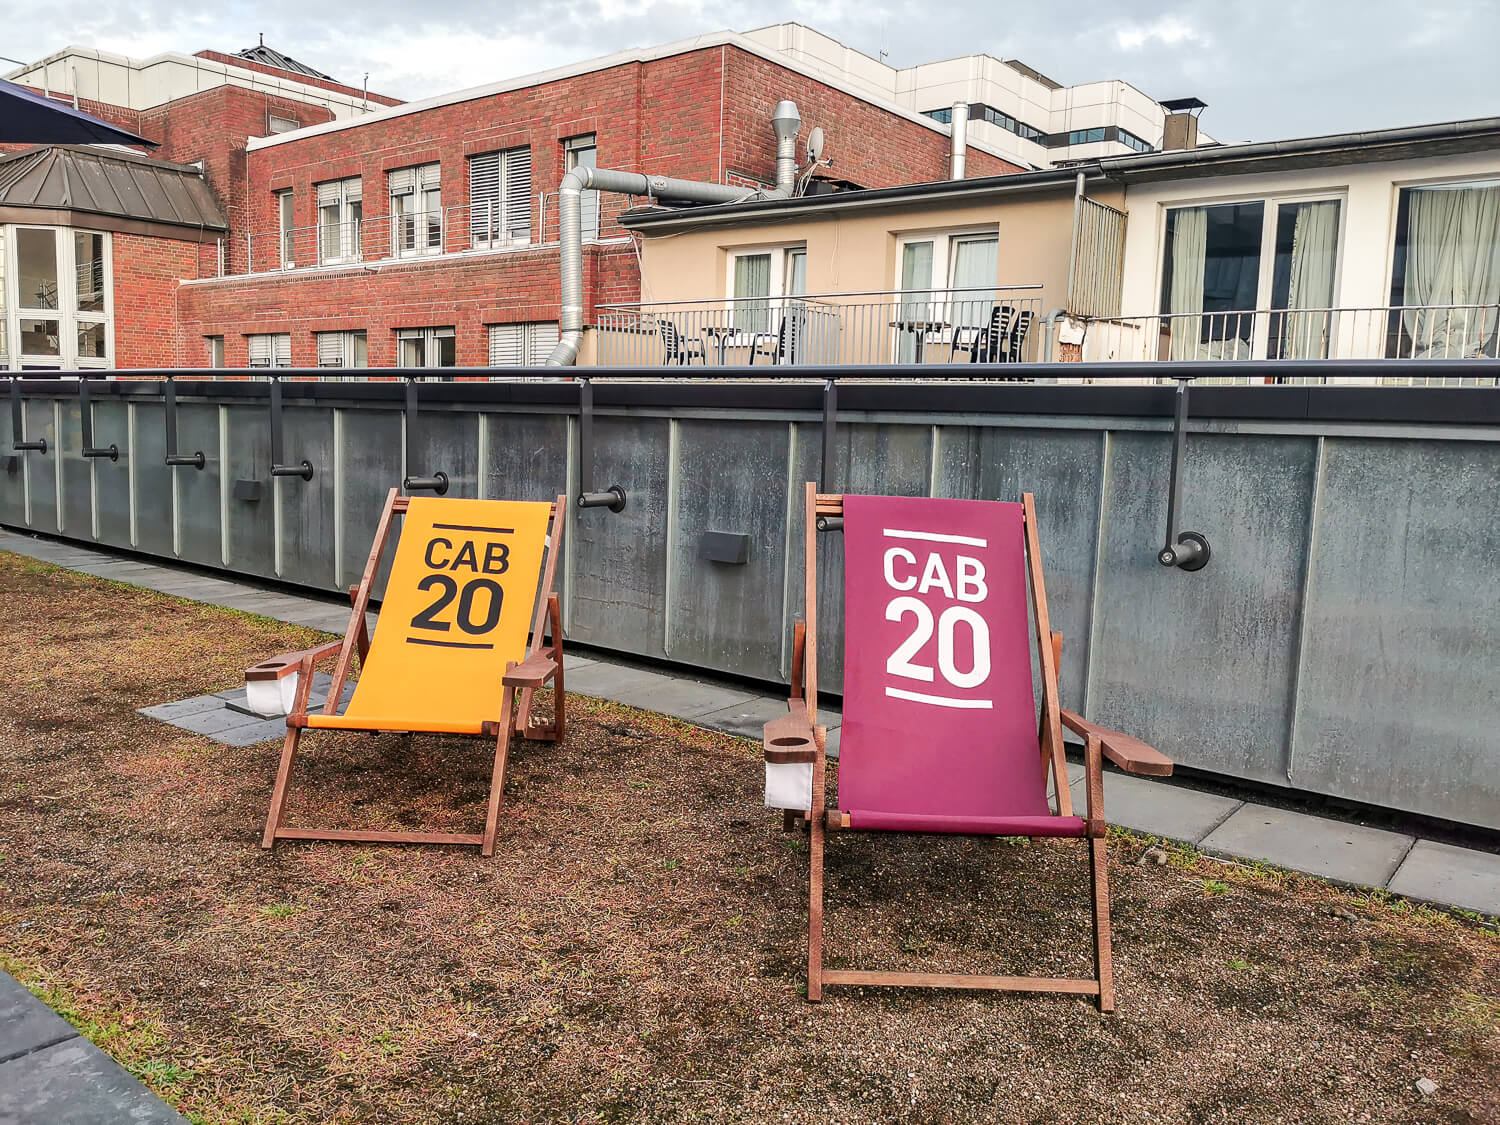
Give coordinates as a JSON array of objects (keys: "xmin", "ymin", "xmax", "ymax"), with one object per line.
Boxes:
[
  {"xmin": 950, "ymin": 102, "xmax": 969, "ymax": 179},
  {"xmin": 546, "ymin": 102, "xmax": 802, "ymax": 366}
]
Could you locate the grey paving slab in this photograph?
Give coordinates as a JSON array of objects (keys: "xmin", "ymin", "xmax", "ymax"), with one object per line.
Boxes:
[
  {"xmin": 573, "ymin": 665, "xmax": 761, "ymax": 720},
  {"xmin": 1071, "ymin": 770, "xmax": 1243, "ymax": 844},
  {"xmin": 217, "ymin": 718, "xmax": 294, "ymax": 747},
  {"xmin": 166, "ymin": 707, "xmax": 253, "ymax": 737},
  {"xmin": 696, "ymin": 695, "xmax": 794, "ymax": 738},
  {"xmin": 0, "ymin": 973, "xmax": 75, "ymax": 1065},
  {"xmin": 0, "ymin": 1037, "xmax": 189, "ymax": 1124},
  {"xmin": 1200, "ymin": 804, "xmax": 1415, "ymax": 887},
  {"xmin": 563, "ymin": 661, "xmax": 665, "ymax": 700},
  {"xmin": 138, "ymin": 695, "xmax": 225, "ymax": 721},
  {"xmin": 1388, "ymin": 839, "xmax": 1500, "ymax": 916}
]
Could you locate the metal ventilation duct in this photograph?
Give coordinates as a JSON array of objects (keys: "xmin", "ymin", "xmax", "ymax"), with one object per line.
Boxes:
[
  {"xmin": 949, "ymin": 102, "xmax": 969, "ymax": 179},
  {"xmin": 545, "ymin": 101, "xmax": 802, "ymax": 366}
]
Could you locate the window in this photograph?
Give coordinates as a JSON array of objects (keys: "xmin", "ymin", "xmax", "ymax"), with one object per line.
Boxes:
[
  {"xmin": 316, "ymin": 177, "xmax": 362, "ymax": 264},
  {"xmin": 488, "ymin": 322, "xmax": 559, "ymax": 366},
  {"xmin": 1067, "ymin": 127, "xmax": 1108, "ymax": 146},
  {"xmin": 468, "ymin": 148, "xmax": 532, "ymax": 248},
  {"xmin": 390, "ymin": 163, "xmax": 442, "ymax": 257},
  {"xmin": 1117, "ymin": 129, "xmax": 1153, "ymax": 154},
  {"xmin": 316, "ymin": 330, "xmax": 368, "ymax": 371},
  {"xmin": 1387, "ymin": 180, "xmax": 1500, "ymax": 359},
  {"xmin": 1160, "ymin": 196, "xmax": 1342, "ymax": 360},
  {"xmin": 206, "ymin": 335, "xmax": 224, "ymax": 368},
  {"xmin": 564, "ymin": 134, "xmax": 599, "ymax": 242},
  {"xmin": 895, "ymin": 230, "xmax": 998, "ymax": 360},
  {"xmin": 247, "ymin": 333, "xmax": 291, "ymax": 368},
  {"xmin": 397, "ymin": 326, "xmax": 455, "ymax": 370},
  {"xmin": 277, "ymin": 190, "xmax": 295, "ymax": 268},
  {"xmin": 729, "ymin": 245, "xmax": 806, "ymax": 335},
  {"xmin": 268, "ymin": 114, "xmax": 298, "ymax": 134},
  {"xmin": 3, "ymin": 224, "xmax": 113, "ymax": 370}
]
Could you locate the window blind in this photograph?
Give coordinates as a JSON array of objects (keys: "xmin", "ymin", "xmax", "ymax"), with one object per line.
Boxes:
[
  {"xmin": 316, "ymin": 332, "xmax": 344, "ymax": 366},
  {"xmin": 469, "ymin": 147, "xmax": 531, "ymax": 244},
  {"xmin": 469, "ymin": 152, "xmax": 500, "ymax": 242},
  {"xmin": 503, "ymin": 147, "xmax": 532, "ymax": 239},
  {"xmin": 388, "ymin": 167, "xmax": 416, "ymax": 196},
  {"xmin": 247, "ymin": 334, "xmax": 290, "ymax": 368},
  {"xmin": 488, "ymin": 322, "xmax": 559, "ymax": 366},
  {"xmin": 316, "ymin": 181, "xmax": 340, "ymax": 207}
]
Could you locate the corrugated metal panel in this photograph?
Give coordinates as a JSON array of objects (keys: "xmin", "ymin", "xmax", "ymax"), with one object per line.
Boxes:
[
  {"xmin": 0, "ymin": 145, "xmax": 227, "ymax": 231},
  {"xmin": 1068, "ymin": 196, "xmax": 1126, "ymax": 319}
]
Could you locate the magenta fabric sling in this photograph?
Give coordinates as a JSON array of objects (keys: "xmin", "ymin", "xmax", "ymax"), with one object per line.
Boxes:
[{"xmin": 838, "ymin": 494, "xmax": 1085, "ymax": 837}]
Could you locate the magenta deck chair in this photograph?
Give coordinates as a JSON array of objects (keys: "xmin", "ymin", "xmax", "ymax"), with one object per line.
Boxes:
[{"xmin": 762, "ymin": 484, "xmax": 1174, "ymax": 1009}]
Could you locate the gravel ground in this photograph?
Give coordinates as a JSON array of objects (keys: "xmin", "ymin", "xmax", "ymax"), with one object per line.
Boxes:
[{"xmin": 1, "ymin": 550, "xmax": 1497, "ymax": 1125}]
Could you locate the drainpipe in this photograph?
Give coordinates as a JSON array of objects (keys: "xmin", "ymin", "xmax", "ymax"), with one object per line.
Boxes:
[
  {"xmin": 545, "ymin": 101, "xmax": 802, "ymax": 367},
  {"xmin": 949, "ymin": 102, "xmax": 969, "ymax": 179}
]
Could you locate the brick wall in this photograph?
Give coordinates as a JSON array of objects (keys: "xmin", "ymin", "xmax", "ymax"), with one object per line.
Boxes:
[
  {"xmin": 175, "ymin": 242, "xmax": 640, "ymax": 367},
  {"xmin": 112, "ymin": 233, "xmax": 203, "ymax": 368}
]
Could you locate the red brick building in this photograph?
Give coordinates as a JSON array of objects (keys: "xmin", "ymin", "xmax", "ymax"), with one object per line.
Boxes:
[{"xmin": 3, "ymin": 32, "xmax": 1022, "ymax": 373}]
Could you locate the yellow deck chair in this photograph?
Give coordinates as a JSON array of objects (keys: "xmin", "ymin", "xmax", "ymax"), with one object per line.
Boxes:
[{"xmin": 250, "ymin": 488, "xmax": 567, "ymax": 855}]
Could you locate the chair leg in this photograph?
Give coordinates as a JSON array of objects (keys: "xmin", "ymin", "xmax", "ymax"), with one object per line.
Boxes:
[
  {"xmin": 1090, "ymin": 835, "xmax": 1116, "ymax": 1012},
  {"xmin": 552, "ymin": 645, "xmax": 566, "ymax": 743},
  {"xmin": 261, "ymin": 726, "xmax": 303, "ymax": 849},
  {"xmin": 808, "ymin": 808, "xmax": 826, "ymax": 1002},
  {"xmin": 482, "ymin": 685, "xmax": 517, "ymax": 858}
]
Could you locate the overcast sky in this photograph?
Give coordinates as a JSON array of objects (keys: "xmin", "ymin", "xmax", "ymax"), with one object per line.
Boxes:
[{"xmin": 4, "ymin": 1, "xmax": 1495, "ymax": 141}]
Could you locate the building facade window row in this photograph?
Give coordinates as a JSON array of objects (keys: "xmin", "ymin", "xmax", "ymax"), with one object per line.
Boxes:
[
  {"xmin": 922, "ymin": 106, "xmax": 1154, "ymax": 154},
  {"xmin": 224, "ymin": 322, "xmax": 560, "ymax": 370},
  {"xmin": 272, "ymin": 133, "xmax": 600, "ymax": 271}
]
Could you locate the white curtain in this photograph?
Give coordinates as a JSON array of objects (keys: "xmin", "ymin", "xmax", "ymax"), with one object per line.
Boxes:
[
  {"xmin": 1167, "ymin": 208, "xmax": 1207, "ymax": 360},
  {"xmin": 733, "ymin": 253, "xmax": 771, "ymax": 334},
  {"xmin": 1403, "ymin": 184, "xmax": 1500, "ymax": 358},
  {"xmin": 897, "ymin": 241, "xmax": 934, "ymax": 362},
  {"xmin": 950, "ymin": 236, "xmax": 998, "ymax": 328},
  {"xmin": 1284, "ymin": 200, "xmax": 1340, "ymax": 359}
]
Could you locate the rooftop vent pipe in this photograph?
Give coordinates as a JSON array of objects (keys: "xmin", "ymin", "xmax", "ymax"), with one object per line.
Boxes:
[
  {"xmin": 546, "ymin": 101, "xmax": 802, "ymax": 366},
  {"xmin": 949, "ymin": 102, "xmax": 969, "ymax": 179}
]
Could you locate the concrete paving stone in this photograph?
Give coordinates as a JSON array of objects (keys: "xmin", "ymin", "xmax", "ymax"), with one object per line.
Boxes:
[
  {"xmin": 696, "ymin": 695, "xmax": 795, "ymax": 739},
  {"xmin": 572, "ymin": 664, "xmax": 761, "ymax": 720},
  {"xmin": 167, "ymin": 706, "xmax": 249, "ymax": 737},
  {"xmin": 1070, "ymin": 770, "xmax": 1243, "ymax": 844},
  {"xmin": 138, "ymin": 695, "xmax": 226, "ymax": 720},
  {"xmin": 1387, "ymin": 839, "xmax": 1500, "ymax": 916},
  {"xmin": 1200, "ymin": 804, "xmax": 1415, "ymax": 887},
  {"xmin": 563, "ymin": 660, "xmax": 664, "ymax": 700},
  {"xmin": 559, "ymin": 654, "xmax": 599, "ymax": 672},
  {"xmin": 0, "ymin": 1037, "xmax": 189, "ymax": 1124},
  {"xmin": 217, "ymin": 719, "xmax": 293, "ymax": 747},
  {"xmin": 0, "ymin": 972, "xmax": 75, "ymax": 1065}
]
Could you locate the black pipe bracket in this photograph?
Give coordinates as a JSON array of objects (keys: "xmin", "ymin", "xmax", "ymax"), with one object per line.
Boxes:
[
  {"xmin": 1158, "ymin": 378, "xmax": 1211, "ymax": 571},
  {"xmin": 575, "ymin": 376, "xmax": 626, "ymax": 511}
]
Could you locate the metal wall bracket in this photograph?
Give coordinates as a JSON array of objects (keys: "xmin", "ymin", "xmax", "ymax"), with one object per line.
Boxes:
[
  {"xmin": 163, "ymin": 377, "xmax": 206, "ymax": 469},
  {"xmin": 575, "ymin": 377, "xmax": 626, "ymax": 511},
  {"xmin": 820, "ymin": 378, "xmax": 837, "ymax": 490},
  {"xmin": 401, "ymin": 377, "xmax": 449, "ymax": 494},
  {"xmin": 77, "ymin": 375, "xmax": 119, "ymax": 461},
  {"xmin": 1158, "ymin": 378, "xmax": 1211, "ymax": 571},
  {"xmin": 9, "ymin": 378, "xmax": 46, "ymax": 454},
  {"xmin": 268, "ymin": 376, "xmax": 314, "ymax": 481}
]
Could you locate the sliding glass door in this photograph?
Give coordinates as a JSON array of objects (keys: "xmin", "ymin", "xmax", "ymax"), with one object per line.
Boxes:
[
  {"xmin": 1160, "ymin": 197, "xmax": 1341, "ymax": 361},
  {"xmin": 1388, "ymin": 180, "xmax": 1500, "ymax": 359}
]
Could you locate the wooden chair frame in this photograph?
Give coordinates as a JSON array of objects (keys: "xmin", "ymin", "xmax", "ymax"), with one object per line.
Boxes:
[
  {"xmin": 256, "ymin": 487, "xmax": 568, "ymax": 856},
  {"xmin": 767, "ymin": 484, "xmax": 1172, "ymax": 1009}
]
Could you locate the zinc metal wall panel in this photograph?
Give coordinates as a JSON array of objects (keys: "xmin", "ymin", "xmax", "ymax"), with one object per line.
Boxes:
[
  {"xmin": 1291, "ymin": 437, "xmax": 1500, "ymax": 829},
  {"xmin": 131, "ymin": 403, "xmax": 174, "ymax": 558},
  {"xmin": 337, "ymin": 409, "xmax": 402, "ymax": 599},
  {"xmin": 24, "ymin": 400, "xmax": 58, "ymax": 533},
  {"xmin": 224, "ymin": 404, "xmax": 274, "ymax": 577},
  {"xmin": 566, "ymin": 416, "xmax": 671, "ymax": 658},
  {"xmin": 410, "ymin": 410, "xmax": 479, "ymax": 498},
  {"xmin": 58, "ymin": 398, "xmax": 91, "ymax": 538},
  {"xmin": 481, "ymin": 411, "xmax": 569, "ymax": 502},
  {"xmin": 668, "ymin": 420, "xmax": 792, "ymax": 680},
  {"xmin": 1089, "ymin": 430, "xmax": 1319, "ymax": 784},
  {"xmin": 934, "ymin": 425, "xmax": 1105, "ymax": 713},
  {"xmin": 93, "ymin": 400, "xmax": 132, "ymax": 545},
  {"xmin": 277, "ymin": 407, "xmax": 337, "ymax": 588},
  {"xmin": 175, "ymin": 403, "xmax": 223, "ymax": 568}
]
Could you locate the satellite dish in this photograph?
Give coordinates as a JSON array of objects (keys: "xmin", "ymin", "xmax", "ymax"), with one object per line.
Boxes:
[{"xmin": 806, "ymin": 126, "xmax": 825, "ymax": 163}]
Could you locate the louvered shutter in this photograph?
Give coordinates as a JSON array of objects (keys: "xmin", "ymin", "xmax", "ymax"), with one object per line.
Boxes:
[
  {"xmin": 316, "ymin": 181, "xmax": 339, "ymax": 206},
  {"xmin": 388, "ymin": 166, "xmax": 415, "ymax": 196},
  {"xmin": 247, "ymin": 335, "xmax": 271, "ymax": 367},
  {"xmin": 272, "ymin": 334, "xmax": 291, "ymax": 367},
  {"xmin": 526, "ymin": 322, "xmax": 559, "ymax": 364},
  {"xmin": 316, "ymin": 333, "xmax": 344, "ymax": 367},
  {"xmin": 345, "ymin": 178, "xmax": 361, "ymax": 203},
  {"xmin": 503, "ymin": 147, "xmax": 531, "ymax": 240},
  {"xmin": 469, "ymin": 153, "xmax": 500, "ymax": 245},
  {"xmin": 488, "ymin": 324, "xmax": 524, "ymax": 366}
]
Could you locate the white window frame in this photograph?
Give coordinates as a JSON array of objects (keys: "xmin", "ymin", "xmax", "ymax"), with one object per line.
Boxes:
[
  {"xmin": 1157, "ymin": 191, "xmax": 1347, "ymax": 360},
  {"xmin": 724, "ymin": 244, "xmax": 806, "ymax": 342},
  {"xmin": 268, "ymin": 114, "xmax": 298, "ymax": 135},
  {"xmin": 206, "ymin": 335, "xmax": 224, "ymax": 368},
  {"xmin": 3, "ymin": 224, "xmax": 114, "ymax": 372},
  {"xmin": 316, "ymin": 177, "xmax": 363, "ymax": 265},
  {"xmin": 246, "ymin": 333, "xmax": 291, "ymax": 369},
  {"xmin": 468, "ymin": 147, "xmax": 533, "ymax": 250},
  {"xmin": 316, "ymin": 329, "xmax": 367, "ymax": 374},
  {"xmin": 396, "ymin": 326, "xmax": 456, "ymax": 369},
  {"xmin": 277, "ymin": 190, "xmax": 295, "ymax": 269},
  {"xmin": 564, "ymin": 134, "xmax": 599, "ymax": 243},
  {"xmin": 487, "ymin": 322, "xmax": 559, "ymax": 367},
  {"xmin": 389, "ymin": 164, "xmax": 443, "ymax": 259},
  {"xmin": 892, "ymin": 227, "xmax": 999, "ymax": 359}
]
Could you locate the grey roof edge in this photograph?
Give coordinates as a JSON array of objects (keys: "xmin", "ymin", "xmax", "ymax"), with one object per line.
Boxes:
[
  {"xmin": 0, "ymin": 143, "xmax": 205, "ymax": 176},
  {"xmin": 0, "ymin": 145, "xmax": 227, "ymax": 231},
  {"xmin": 622, "ymin": 114, "xmax": 1500, "ymax": 232}
]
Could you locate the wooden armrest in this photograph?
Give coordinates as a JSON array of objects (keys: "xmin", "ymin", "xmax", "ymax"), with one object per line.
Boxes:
[
  {"xmin": 763, "ymin": 711, "xmax": 817, "ymax": 764},
  {"xmin": 246, "ymin": 640, "xmax": 343, "ymax": 681},
  {"xmin": 502, "ymin": 651, "xmax": 558, "ymax": 688},
  {"xmin": 1059, "ymin": 709, "xmax": 1173, "ymax": 777}
]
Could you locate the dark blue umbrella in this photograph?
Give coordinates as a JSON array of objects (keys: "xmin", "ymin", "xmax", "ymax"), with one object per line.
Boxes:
[{"xmin": 0, "ymin": 77, "xmax": 157, "ymax": 147}]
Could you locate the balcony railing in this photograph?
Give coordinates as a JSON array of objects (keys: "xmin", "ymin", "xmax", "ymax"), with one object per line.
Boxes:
[
  {"xmin": 233, "ymin": 194, "xmax": 635, "ymax": 277},
  {"xmin": 593, "ymin": 287, "xmax": 1045, "ymax": 367},
  {"xmin": 1079, "ymin": 305, "xmax": 1500, "ymax": 380}
]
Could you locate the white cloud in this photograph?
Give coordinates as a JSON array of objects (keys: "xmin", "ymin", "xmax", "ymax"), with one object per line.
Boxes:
[{"xmin": 1113, "ymin": 16, "xmax": 1206, "ymax": 52}]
